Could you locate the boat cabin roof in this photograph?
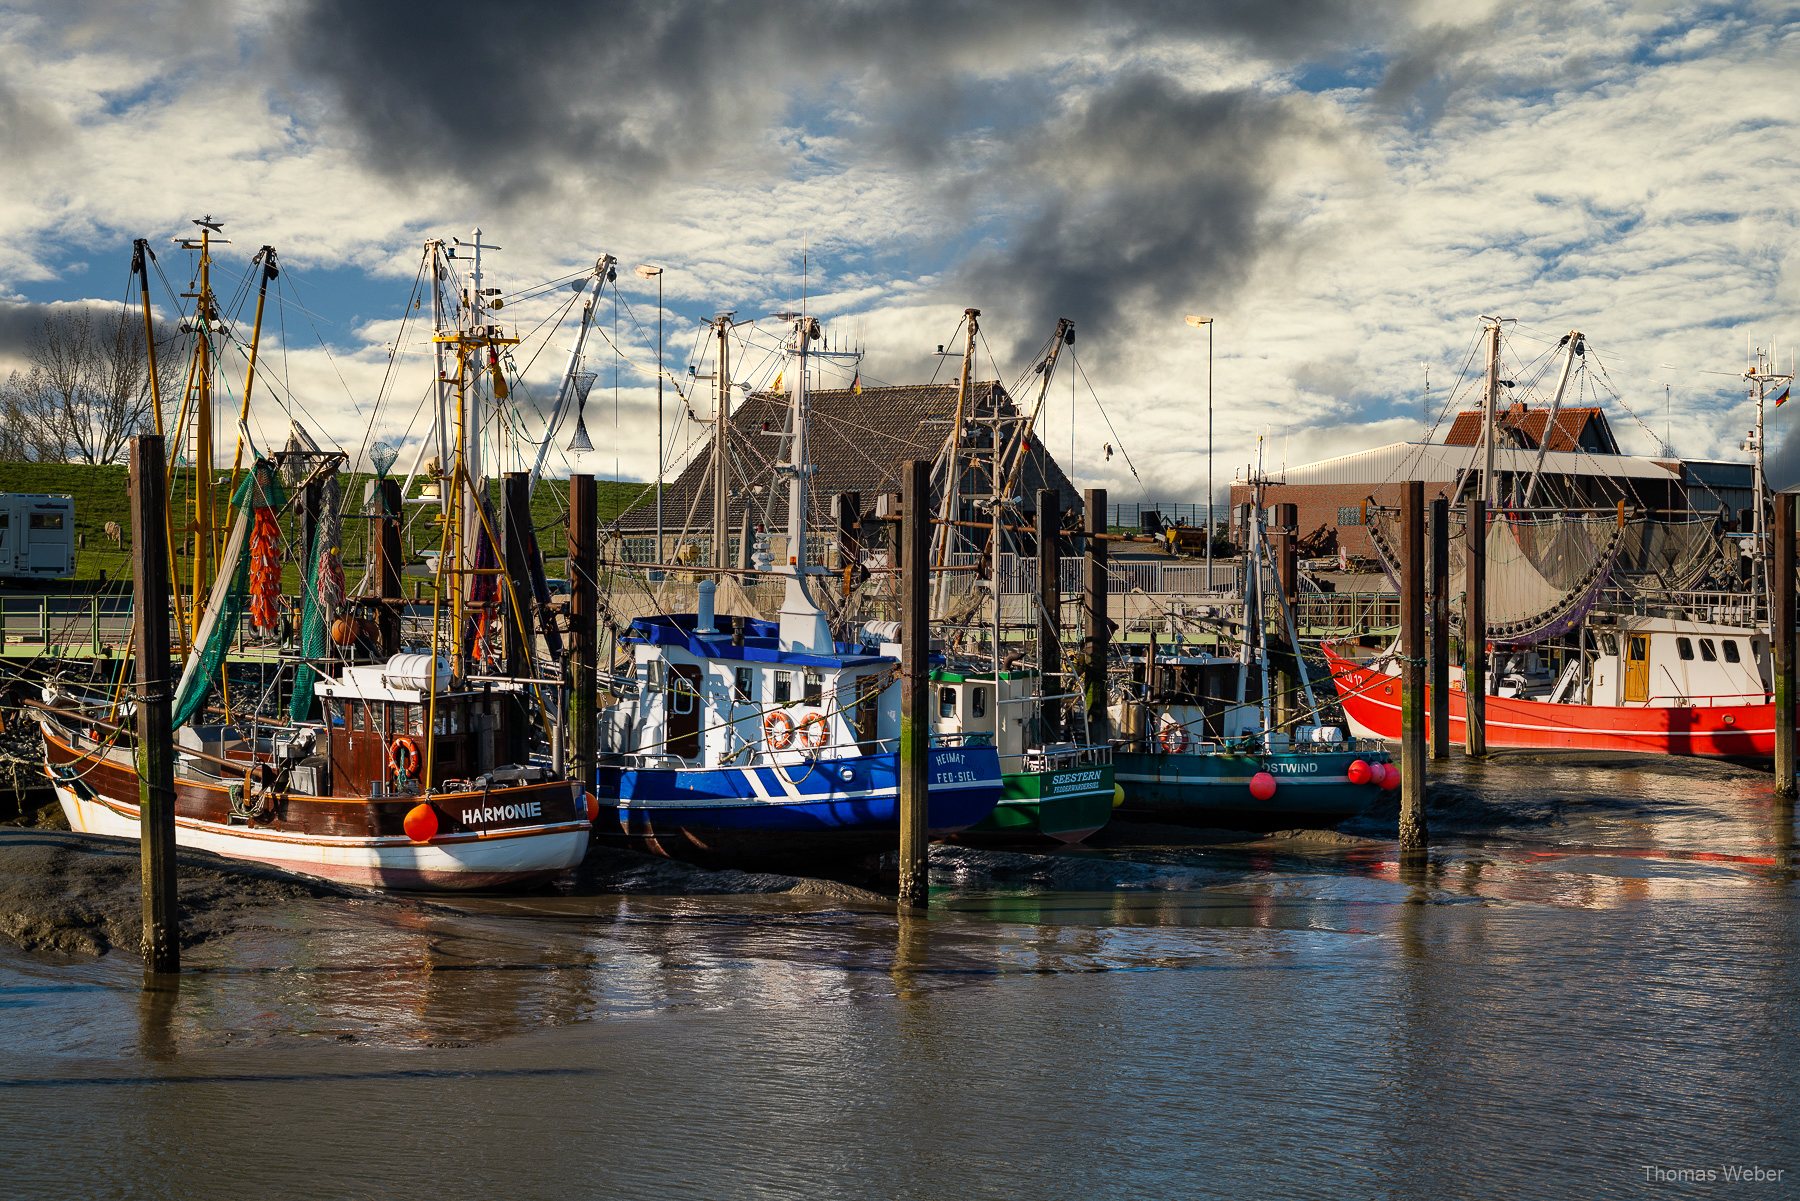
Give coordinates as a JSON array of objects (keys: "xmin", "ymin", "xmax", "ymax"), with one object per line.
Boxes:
[{"xmin": 626, "ymin": 613, "xmax": 892, "ymax": 670}]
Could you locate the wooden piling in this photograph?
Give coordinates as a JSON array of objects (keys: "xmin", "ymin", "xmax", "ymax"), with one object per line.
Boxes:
[
  {"xmin": 1429, "ymin": 495, "xmax": 1450, "ymax": 760},
  {"xmin": 1775, "ymin": 492, "xmax": 1796, "ymax": 798},
  {"xmin": 1463, "ymin": 496, "xmax": 1487, "ymax": 758},
  {"xmin": 834, "ymin": 491, "xmax": 862, "ymax": 590},
  {"xmin": 374, "ymin": 476, "xmax": 403, "ymax": 655},
  {"xmin": 131, "ymin": 435, "xmax": 179, "ymax": 975},
  {"xmin": 1082, "ymin": 487, "xmax": 1109, "ymax": 738},
  {"xmin": 1036, "ymin": 489, "xmax": 1062, "ymax": 743},
  {"xmin": 898, "ymin": 460, "xmax": 931, "ymax": 908},
  {"xmin": 502, "ymin": 471, "xmax": 535, "ymax": 677},
  {"xmin": 568, "ymin": 473, "xmax": 598, "ymax": 796},
  {"xmin": 1400, "ymin": 480, "xmax": 1429, "ymax": 852}
]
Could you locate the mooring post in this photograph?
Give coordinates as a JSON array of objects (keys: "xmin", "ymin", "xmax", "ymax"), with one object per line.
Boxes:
[
  {"xmin": 131, "ymin": 435, "xmax": 179, "ymax": 976},
  {"xmin": 898, "ymin": 460, "xmax": 931, "ymax": 908},
  {"xmin": 1083, "ymin": 487, "xmax": 1110, "ymax": 738},
  {"xmin": 1400, "ymin": 480, "xmax": 1429, "ymax": 852},
  {"xmin": 1774, "ymin": 492, "xmax": 1796, "ymax": 797},
  {"xmin": 375, "ymin": 476, "xmax": 403, "ymax": 656},
  {"xmin": 1429, "ymin": 495, "xmax": 1450, "ymax": 760},
  {"xmin": 1036, "ymin": 488, "xmax": 1063, "ymax": 744},
  {"xmin": 568, "ymin": 473, "xmax": 598, "ymax": 799},
  {"xmin": 1463, "ymin": 495, "xmax": 1487, "ymax": 758},
  {"xmin": 501, "ymin": 471, "xmax": 535, "ymax": 677},
  {"xmin": 834, "ymin": 491, "xmax": 862, "ymax": 590}
]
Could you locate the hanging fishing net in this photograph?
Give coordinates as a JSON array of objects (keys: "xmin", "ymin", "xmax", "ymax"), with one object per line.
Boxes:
[
  {"xmin": 289, "ymin": 476, "xmax": 343, "ymax": 721},
  {"xmin": 171, "ymin": 462, "xmax": 285, "ymax": 727},
  {"xmin": 1368, "ymin": 507, "xmax": 1630, "ymax": 646}
]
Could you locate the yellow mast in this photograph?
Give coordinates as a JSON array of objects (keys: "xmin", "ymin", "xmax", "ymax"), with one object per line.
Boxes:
[{"xmin": 226, "ymin": 246, "xmax": 278, "ymax": 503}]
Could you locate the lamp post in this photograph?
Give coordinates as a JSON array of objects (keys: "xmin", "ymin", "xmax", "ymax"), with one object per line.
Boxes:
[
  {"xmin": 636, "ymin": 264, "xmax": 665, "ymax": 577},
  {"xmin": 1185, "ymin": 315, "xmax": 1214, "ymax": 590}
]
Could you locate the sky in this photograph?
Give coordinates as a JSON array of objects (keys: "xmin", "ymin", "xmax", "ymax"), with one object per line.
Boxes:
[{"xmin": 0, "ymin": 0, "xmax": 1796, "ymax": 502}]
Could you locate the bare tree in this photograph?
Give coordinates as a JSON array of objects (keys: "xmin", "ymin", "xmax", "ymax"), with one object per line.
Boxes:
[{"xmin": 0, "ymin": 305, "xmax": 171, "ymax": 464}]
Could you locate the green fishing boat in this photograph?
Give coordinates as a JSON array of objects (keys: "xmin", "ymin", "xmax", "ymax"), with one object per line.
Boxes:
[{"xmin": 931, "ymin": 667, "xmax": 1115, "ymax": 845}]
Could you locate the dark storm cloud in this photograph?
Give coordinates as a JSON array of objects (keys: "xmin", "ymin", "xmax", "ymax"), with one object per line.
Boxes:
[
  {"xmin": 956, "ymin": 74, "xmax": 1336, "ymax": 358},
  {"xmin": 279, "ymin": 0, "xmax": 1404, "ymax": 194},
  {"xmin": 275, "ymin": 0, "xmax": 1412, "ymax": 357}
]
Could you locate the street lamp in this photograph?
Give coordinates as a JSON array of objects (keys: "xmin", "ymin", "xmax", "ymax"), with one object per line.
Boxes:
[
  {"xmin": 636, "ymin": 264, "xmax": 665, "ymax": 576},
  {"xmin": 1185, "ymin": 315, "xmax": 1214, "ymax": 591}
]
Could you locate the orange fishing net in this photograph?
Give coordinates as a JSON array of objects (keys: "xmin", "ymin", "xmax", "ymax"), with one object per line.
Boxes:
[{"xmin": 249, "ymin": 507, "xmax": 283, "ymax": 630}]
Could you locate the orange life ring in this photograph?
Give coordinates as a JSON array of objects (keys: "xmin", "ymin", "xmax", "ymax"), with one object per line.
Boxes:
[
  {"xmin": 763, "ymin": 711, "xmax": 796, "ymax": 750},
  {"xmin": 1158, "ymin": 722, "xmax": 1189, "ymax": 754},
  {"xmin": 797, "ymin": 712, "xmax": 829, "ymax": 750},
  {"xmin": 389, "ymin": 735, "xmax": 421, "ymax": 782}
]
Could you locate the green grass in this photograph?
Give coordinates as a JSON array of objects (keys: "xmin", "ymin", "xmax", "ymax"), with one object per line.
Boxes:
[{"xmin": 1, "ymin": 461, "xmax": 646, "ymax": 584}]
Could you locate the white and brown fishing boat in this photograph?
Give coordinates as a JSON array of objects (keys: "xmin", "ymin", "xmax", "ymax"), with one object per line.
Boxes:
[
  {"xmin": 31, "ymin": 220, "xmax": 594, "ymax": 890},
  {"xmin": 37, "ymin": 658, "xmax": 593, "ymax": 890}
]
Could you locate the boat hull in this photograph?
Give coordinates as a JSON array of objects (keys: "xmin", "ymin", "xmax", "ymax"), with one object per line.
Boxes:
[
  {"xmin": 1113, "ymin": 747, "xmax": 1388, "ymax": 826},
  {"xmin": 956, "ymin": 763, "xmax": 1117, "ymax": 846},
  {"xmin": 1322, "ymin": 644, "xmax": 1778, "ymax": 759},
  {"xmin": 41, "ymin": 726, "xmax": 592, "ymax": 891},
  {"xmin": 601, "ymin": 745, "xmax": 1003, "ymax": 867}
]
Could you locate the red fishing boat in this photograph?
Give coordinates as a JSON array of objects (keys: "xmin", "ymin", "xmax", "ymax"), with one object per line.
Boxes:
[{"xmin": 1322, "ymin": 614, "xmax": 1778, "ymax": 758}]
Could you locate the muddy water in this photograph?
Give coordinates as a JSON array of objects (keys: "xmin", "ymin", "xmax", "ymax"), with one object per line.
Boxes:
[{"xmin": 3, "ymin": 752, "xmax": 1797, "ymax": 1199}]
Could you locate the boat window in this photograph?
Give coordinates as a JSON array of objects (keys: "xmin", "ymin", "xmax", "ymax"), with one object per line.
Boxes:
[
  {"xmin": 938, "ymin": 686, "xmax": 957, "ymax": 718},
  {"xmin": 1676, "ymin": 637, "xmax": 1694, "ymax": 661},
  {"xmin": 803, "ymin": 671, "xmax": 823, "ymax": 705},
  {"xmin": 971, "ymin": 688, "xmax": 988, "ymax": 718},
  {"xmin": 733, "ymin": 667, "xmax": 754, "ymax": 703},
  {"xmin": 28, "ymin": 512, "xmax": 63, "ymax": 530},
  {"xmin": 1723, "ymin": 640, "xmax": 1742, "ymax": 664},
  {"xmin": 434, "ymin": 707, "xmax": 462, "ymax": 735},
  {"xmin": 1600, "ymin": 633, "xmax": 1617, "ymax": 655},
  {"xmin": 1699, "ymin": 639, "xmax": 1718, "ymax": 662},
  {"xmin": 645, "ymin": 660, "xmax": 664, "ymax": 689},
  {"xmin": 405, "ymin": 705, "xmax": 423, "ymax": 734},
  {"xmin": 0, "ymin": 513, "xmax": 8, "ymax": 528},
  {"xmin": 351, "ymin": 705, "xmax": 366, "ymax": 732},
  {"xmin": 774, "ymin": 672, "xmax": 793, "ymax": 704}
]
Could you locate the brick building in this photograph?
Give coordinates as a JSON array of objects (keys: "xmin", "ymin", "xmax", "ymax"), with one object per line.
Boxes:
[{"xmin": 1227, "ymin": 407, "xmax": 1705, "ymax": 558}]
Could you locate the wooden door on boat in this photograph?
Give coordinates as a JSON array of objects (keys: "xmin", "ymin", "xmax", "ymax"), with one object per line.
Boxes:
[
  {"xmin": 666, "ymin": 664, "xmax": 702, "ymax": 759},
  {"xmin": 1624, "ymin": 634, "xmax": 1650, "ymax": 703}
]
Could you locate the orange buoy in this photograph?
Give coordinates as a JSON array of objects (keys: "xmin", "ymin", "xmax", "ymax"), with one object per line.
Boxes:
[
  {"xmin": 1249, "ymin": 771, "xmax": 1277, "ymax": 801},
  {"xmin": 403, "ymin": 803, "xmax": 439, "ymax": 843},
  {"xmin": 583, "ymin": 791, "xmax": 600, "ymax": 822},
  {"xmin": 1347, "ymin": 758, "xmax": 1372, "ymax": 785}
]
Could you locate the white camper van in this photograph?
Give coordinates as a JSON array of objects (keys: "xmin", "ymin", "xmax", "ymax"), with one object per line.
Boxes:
[{"xmin": 0, "ymin": 494, "xmax": 76, "ymax": 580}]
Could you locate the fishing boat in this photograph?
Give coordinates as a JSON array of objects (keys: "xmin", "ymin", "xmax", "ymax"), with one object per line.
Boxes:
[
  {"xmin": 35, "ymin": 224, "xmax": 593, "ymax": 889},
  {"xmin": 1323, "ymin": 616, "xmax": 1779, "ymax": 757},
  {"xmin": 595, "ymin": 313, "xmax": 1003, "ymax": 867},
  {"xmin": 1110, "ymin": 447, "xmax": 1391, "ymax": 825},
  {"xmin": 1323, "ymin": 335, "xmax": 1795, "ymax": 762},
  {"xmin": 921, "ymin": 311, "xmax": 1115, "ymax": 845},
  {"xmin": 930, "ymin": 666, "xmax": 1116, "ymax": 845}
]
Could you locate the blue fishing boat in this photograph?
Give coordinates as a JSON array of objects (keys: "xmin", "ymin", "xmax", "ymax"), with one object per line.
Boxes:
[{"xmin": 596, "ymin": 314, "xmax": 1002, "ymax": 867}]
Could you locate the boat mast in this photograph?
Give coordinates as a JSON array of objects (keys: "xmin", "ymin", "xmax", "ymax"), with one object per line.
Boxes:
[
  {"xmin": 226, "ymin": 246, "xmax": 279, "ymax": 501},
  {"xmin": 932, "ymin": 308, "xmax": 981, "ymax": 615},
  {"xmin": 1521, "ymin": 329, "xmax": 1583, "ymax": 508},
  {"xmin": 775, "ymin": 312, "xmax": 831, "ymax": 652},
  {"xmin": 711, "ymin": 313, "xmax": 735, "ymax": 571},
  {"xmin": 176, "ymin": 218, "xmax": 227, "ymax": 647},
  {"xmin": 1480, "ymin": 315, "xmax": 1502, "ymax": 508}
]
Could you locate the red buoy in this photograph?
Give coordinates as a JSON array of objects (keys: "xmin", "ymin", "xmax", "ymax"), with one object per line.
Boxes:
[
  {"xmin": 403, "ymin": 803, "xmax": 439, "ymax": 843},
  {"xmin": 1379, "ymin": 762, "xmax": 1401, "ymax": 791},
  {"xmin": 1347, "ymin": 758, "xmax": 1373, "ymax": 786},
  {"xmin": 1249, "ymin": 771, "xmax": 1278, "ymax": 801}
]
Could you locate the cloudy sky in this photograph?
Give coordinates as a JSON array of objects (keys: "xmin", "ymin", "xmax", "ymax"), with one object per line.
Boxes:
[{"xmin": 1, "ymin": 0, "xmax": 1795, "ymax": 500}]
